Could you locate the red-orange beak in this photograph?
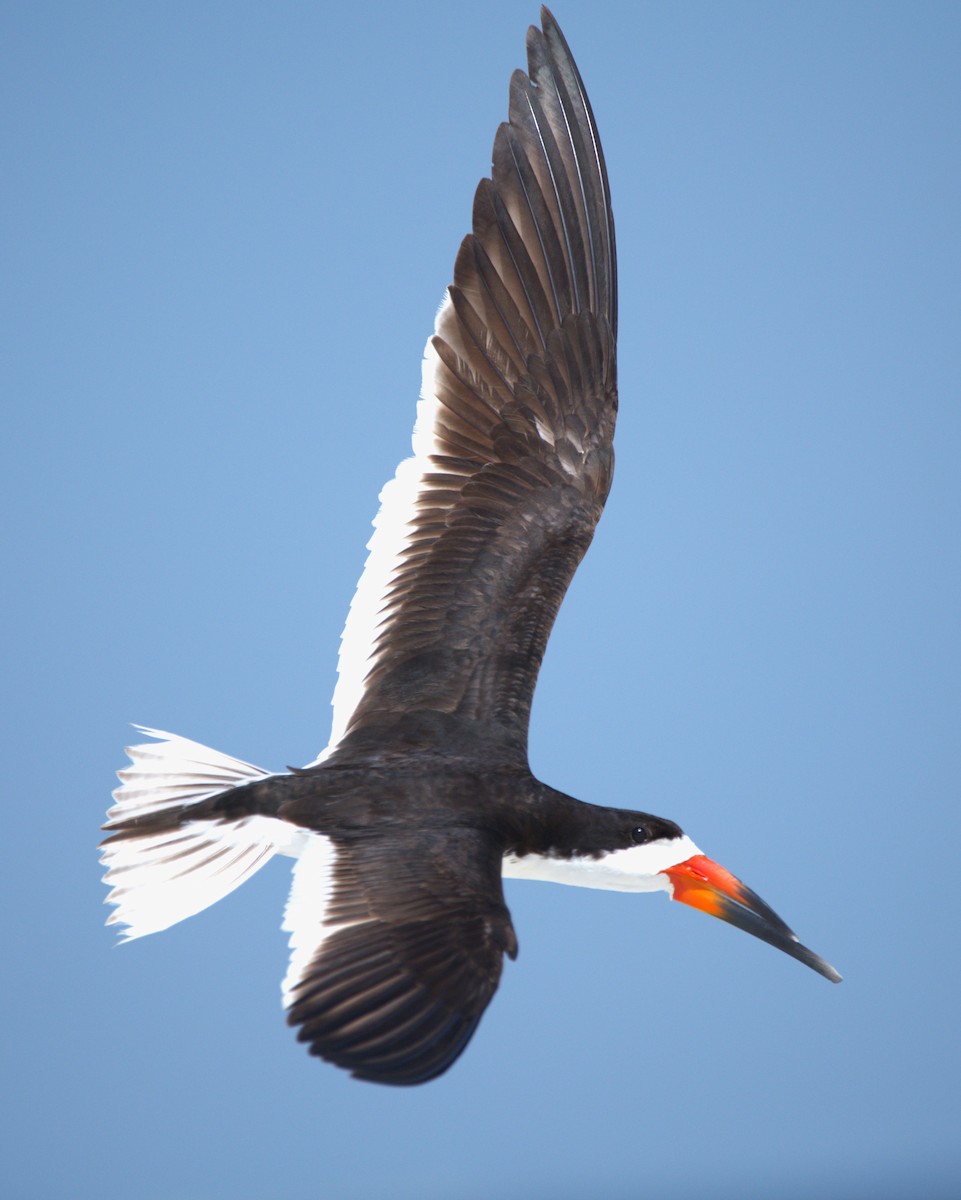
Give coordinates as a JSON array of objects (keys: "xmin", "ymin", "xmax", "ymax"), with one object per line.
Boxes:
[{"xmin": 661, "ymin": 854, "xmax": 841, "ymax": 983}]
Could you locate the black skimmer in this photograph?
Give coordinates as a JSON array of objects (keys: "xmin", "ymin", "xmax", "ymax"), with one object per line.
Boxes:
[{"xmin": 101, "ymin": 7, "xmax": 841, "ymax": 1088}]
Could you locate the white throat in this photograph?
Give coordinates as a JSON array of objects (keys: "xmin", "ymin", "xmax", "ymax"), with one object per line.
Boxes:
[{"xmin": 501, "ymin": 834, "xmax": 701, "ymax": 894}]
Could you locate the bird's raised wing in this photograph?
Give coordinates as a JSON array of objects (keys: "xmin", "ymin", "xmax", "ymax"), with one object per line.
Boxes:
[
  {"xmin": 283, "ymin": 827, "xmax": 516, "ymax": 1085},
  {"xmin": 320, "ymin": 9, "xmax": 617, "ymax": 762}
]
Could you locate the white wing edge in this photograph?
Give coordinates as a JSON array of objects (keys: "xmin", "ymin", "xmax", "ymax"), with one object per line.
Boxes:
[
  {"xmin": 281, "ymin": 832, "xmax": 374, "ymax": 1008},
  {"xmin": 307, "ymin": 295, "xmax": 454, "ymax": 765}
]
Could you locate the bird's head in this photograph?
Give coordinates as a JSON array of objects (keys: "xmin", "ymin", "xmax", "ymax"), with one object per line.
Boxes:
[{"xmin": 504, "ymin": 807, "xmax": 840, "ymax": 983}]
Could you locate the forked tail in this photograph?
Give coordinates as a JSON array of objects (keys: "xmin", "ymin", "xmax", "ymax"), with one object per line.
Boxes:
[{"xmin": 100, "ymin": 727, "xmax": 301, "ymax": 941}]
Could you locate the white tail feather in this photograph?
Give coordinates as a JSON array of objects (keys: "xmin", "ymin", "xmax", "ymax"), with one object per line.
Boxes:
[
  {"xmin": 105, "ymin": 726, "xmax": 270, "ymax": 824},
  {"xmin": 102, "ymin": 728, "xmax": 303, "ymax": 941}
]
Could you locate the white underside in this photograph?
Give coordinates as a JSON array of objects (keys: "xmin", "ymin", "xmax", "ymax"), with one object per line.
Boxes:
[{"xmin": 502, "ymin": 834, "xmax": 701, "ymax": 894}]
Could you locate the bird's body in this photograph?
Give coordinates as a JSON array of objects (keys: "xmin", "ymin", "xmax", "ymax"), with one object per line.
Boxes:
[{"xmin": 101, "ymin": 7, "xmax": 839, "ymax": 1088}]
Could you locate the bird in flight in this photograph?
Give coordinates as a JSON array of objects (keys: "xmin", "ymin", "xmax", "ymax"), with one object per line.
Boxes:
[{"xmin": 101, "ymin": 6, "xmax": 840, "ymax": 1087}]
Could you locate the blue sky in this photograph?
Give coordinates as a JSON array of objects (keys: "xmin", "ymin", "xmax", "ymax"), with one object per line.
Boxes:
[{"xmin": 3, "ymin": 2, "xmax": 959, "ymax": 1197}]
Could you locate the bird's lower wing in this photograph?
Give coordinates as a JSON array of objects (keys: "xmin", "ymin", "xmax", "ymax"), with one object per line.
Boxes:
[{"xmin": 282, "ymin": 827, "xmax": 516, "ymax": 1086}]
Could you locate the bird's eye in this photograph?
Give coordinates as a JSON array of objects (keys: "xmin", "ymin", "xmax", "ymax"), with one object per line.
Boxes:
[{"xmin": 631, "ymin": 826, "xmax": 650, "ymax": 844}]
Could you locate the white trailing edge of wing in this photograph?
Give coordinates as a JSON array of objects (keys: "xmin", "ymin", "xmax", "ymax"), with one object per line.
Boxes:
[
  {"xmin": 280, "ymin": 832, "xmax": 374, "ymax": 1009},
  {"xmin": 309, "ymin": 295, "xmax": 455, "ymax": 765}
]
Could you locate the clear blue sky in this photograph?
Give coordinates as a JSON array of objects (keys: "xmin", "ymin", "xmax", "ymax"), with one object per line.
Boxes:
[{"xmin": 3, "ymin": 2, "xmax": 959, "ymax": 1197}]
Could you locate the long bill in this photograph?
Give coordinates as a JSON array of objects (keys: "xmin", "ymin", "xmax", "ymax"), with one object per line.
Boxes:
[{"xmin": 661, "ymin": 855, "xmax": 842, "ymax": 983}]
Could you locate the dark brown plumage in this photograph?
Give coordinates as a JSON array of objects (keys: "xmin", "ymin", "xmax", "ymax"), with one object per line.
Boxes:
[{"xmin": 101, "ymin": 7, "xmax": 839, "ymax": 1092}]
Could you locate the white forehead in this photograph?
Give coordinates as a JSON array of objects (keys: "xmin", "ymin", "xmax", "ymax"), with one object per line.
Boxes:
[{"xmin": 502, "ymin": 834, "xmax": 701, "ymax": 894}]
